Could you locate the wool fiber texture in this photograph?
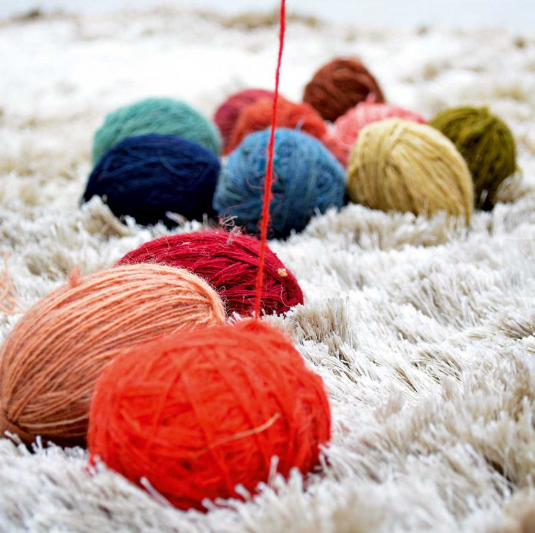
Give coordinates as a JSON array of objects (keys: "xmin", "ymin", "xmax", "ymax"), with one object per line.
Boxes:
[{"xmin": 0, "ymin": 8, "xmax": 534, "ymax": 533}]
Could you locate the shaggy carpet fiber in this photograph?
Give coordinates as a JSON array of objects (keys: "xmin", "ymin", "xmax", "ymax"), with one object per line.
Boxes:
[{"xmin": 1, "ymin": 7, "xmax": 535, "ymax": 533}]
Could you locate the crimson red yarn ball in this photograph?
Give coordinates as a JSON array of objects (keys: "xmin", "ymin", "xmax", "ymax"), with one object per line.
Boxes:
[
  {"xmin": 214, "ymin": 89, "xmax": 274, "ymax": 153},
  {"xmin": 324, "ymin": 102, "xmax": 427, "ymax": 166},
  {"xmin": 117, "ymin": 230, "xmax": 303, "ymax": 317},
  {"xmin": 88, "ymin": 319, "xmax": 332, "ymax": 511},
  {"xmin": 225, "ymin": 96, "xmax": 327, "ymax": 155}
]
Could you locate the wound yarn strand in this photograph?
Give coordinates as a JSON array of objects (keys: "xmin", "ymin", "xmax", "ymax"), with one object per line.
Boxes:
[{"xmin": 254, "ymin": 0, "xmax": 286, "ymax": 320}]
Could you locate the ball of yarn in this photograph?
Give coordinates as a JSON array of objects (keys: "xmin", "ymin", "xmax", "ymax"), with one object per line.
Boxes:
[
  {"xmin": 117, "ymin": 230, "xmax": 304, "ymax": 316},
  {"xmin": 347, "ymin": 119, "xmax": 473, "ymax": 220},
  {"xmin": 303, "ymin": 58, "xmax": 385, "ymax": 122},
  {"xmin": 83, "ymin": 134, "xmax": 220, "ymax": 227},
  {"xmin": 88, "ymin": 319, "xmax": 331, "ymax": 511},
  {"xmin": 429, "ymin": 106, "xmax": 517, "ymax": 210},
  {"xmin": 0, "ymin": 264, "xmax": 225, "ymax": 446},
  {"xmin": 214, "ymin": 128, "xmax": 345, "ymax": 238},
  {"xmin": 324, "ymin": 102, "xmax": 427, "ymax": 166},
  {"xmin": 214, "ymin": 89, "xmax": 274, "ymax": 153},
  {"xmin": 92, "ymin": 98, "xmax": 221, "ymax": 164},
  {"xmin": 225, "ymin": 96, "xmax": 327, "ymax": 155}
]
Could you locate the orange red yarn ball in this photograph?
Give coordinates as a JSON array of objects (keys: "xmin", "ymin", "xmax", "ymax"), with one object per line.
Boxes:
[
  {"xmin": 117, "ymin": 230, "xmax": 304, "ymax": 317},
  {"xmin": 214, "ymin": 89, "xmax": 274, "ymax": 153},
  {"xmin": 88, "ymin": 319, "xmax": 331, "ymax": 511},
  {"xmin": 324, "ymin": 102, "xmax": 427, "ymax": 166},
  {"xmin": 225, "ymin": 96, "xmax": 327, "ymax": 154}
]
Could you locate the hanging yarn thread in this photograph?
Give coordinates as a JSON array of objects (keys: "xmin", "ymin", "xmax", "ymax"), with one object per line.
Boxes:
[
  {"xmin": 214, "ymin": 88, "xmax": 274, "ymax": 153},
  {"xmin": 225, "ymin": 96, "xmax": 327, "ymax": 154},
  {"xmin": 117, "ymin": 230, "xmax": 304, "ymax": 317},
  {"xmin": 254, "ymin": 0, "xmax": 286, "ymax": 320},
  {"xmin": 92, "ymin": 98, "xmax": 221, "ymax": 164},
  {"xmin": 83, "ymin": 134, "xmax": 220, "ymax": 227},
  {"xmin": 0, "ymin": 264, "xmax": 225, "ymax": 446},
  {"xmin": 347, "ymin": 119, "xmax": 474, "ymax": 221},
  {"xmin": 324, "ymin": 102, "xmax": 427, "ymax": 167}
]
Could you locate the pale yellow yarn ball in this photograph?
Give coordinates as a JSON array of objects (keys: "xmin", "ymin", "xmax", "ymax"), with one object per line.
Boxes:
[{"xmin": 347, "ymin": 119, "xmax": 474, "ymax": 221}]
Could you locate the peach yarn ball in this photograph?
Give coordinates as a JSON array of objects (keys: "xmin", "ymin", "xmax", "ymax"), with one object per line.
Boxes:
[{"xmin": 0, "ymin": 264, "xmax": 225, "ymax": 447}]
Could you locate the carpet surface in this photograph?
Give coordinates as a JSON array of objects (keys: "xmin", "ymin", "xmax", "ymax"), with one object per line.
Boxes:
[{"xmin": 1, "ymin": 7, "xmax": 535, "ymax": 533}]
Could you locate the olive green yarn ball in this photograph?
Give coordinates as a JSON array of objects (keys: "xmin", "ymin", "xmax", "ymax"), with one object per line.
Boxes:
[
  {"xmin": 92, "ymin": 98, "xmax": 221, "ymax": 165},
  {"xmin": 347, "ymin": 119, "xmax": 474, "ymax": 222},
  {"xmin": 430, "ymin": 106, "xmax": 516, "ymax": 210}
]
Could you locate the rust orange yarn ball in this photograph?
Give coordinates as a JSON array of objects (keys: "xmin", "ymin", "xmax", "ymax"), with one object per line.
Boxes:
[
  {"xmin": 0, "ymin": 264, "xmax": 225, "ymax": 447},
  {"xmin": 88, "ymin": 319, "xmax": 331, "ymax": 511},
  {"xmin": 225, "ymin": 96, "xmax": 327, "ymax": 154},
  {"xmin": 303, "ymin": 58, "xmax": 385, "ymax": 122}
]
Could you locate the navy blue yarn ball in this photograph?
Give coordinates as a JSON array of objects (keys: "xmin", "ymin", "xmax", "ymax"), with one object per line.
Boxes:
[
  {"xmin": 83, "ymin": 134, "xmax": 220, "ymax": 227},
  {"xmin": 213, "ymin": 128, "xmax": 346, "ymax": 238}
]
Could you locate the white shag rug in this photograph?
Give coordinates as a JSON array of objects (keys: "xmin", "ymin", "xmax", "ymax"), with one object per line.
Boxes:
[{"xmin": 1, "ymin": 7, "xmax": 535, "ymax": 533}]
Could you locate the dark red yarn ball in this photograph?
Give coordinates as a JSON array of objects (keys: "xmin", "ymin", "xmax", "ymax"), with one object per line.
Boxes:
[
  {"xmin": 88, "ymin": 319, "xmax": 332, "ymax": 511},
  {"xmin": 214, "ymin": 89, "xmax": 274, "ymax": 153},
  {"xmin": 117, "ymin": 230, "xmax": 304, "ymax": 317},
  {"xmin": 225, "ymin": 96, "xmax": 327, "ymax": 155}
]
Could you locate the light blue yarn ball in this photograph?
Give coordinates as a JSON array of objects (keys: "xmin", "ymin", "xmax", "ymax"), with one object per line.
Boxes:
[
  {"xmin": 92, "ymin": 98, "xmax": 221, "ymax": 164},
  {"xmin": 213, "ymin": 128, "xmax": 346, "ymax": 238}
]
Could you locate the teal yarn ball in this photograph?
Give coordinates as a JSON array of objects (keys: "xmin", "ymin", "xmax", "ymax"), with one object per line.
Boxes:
[
  {"xmin": 92, "ymin": 98, "xmax": 221, "ymax": 164},
  {"xmin": 213, "ymin": 128, "xmax": 346, "ymax": 238}
]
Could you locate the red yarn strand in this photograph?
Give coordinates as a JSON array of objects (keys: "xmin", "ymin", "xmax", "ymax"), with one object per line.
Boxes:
[{"xmin": 254, "ymin": 0, "xmax": 286, "ymax": 320}]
